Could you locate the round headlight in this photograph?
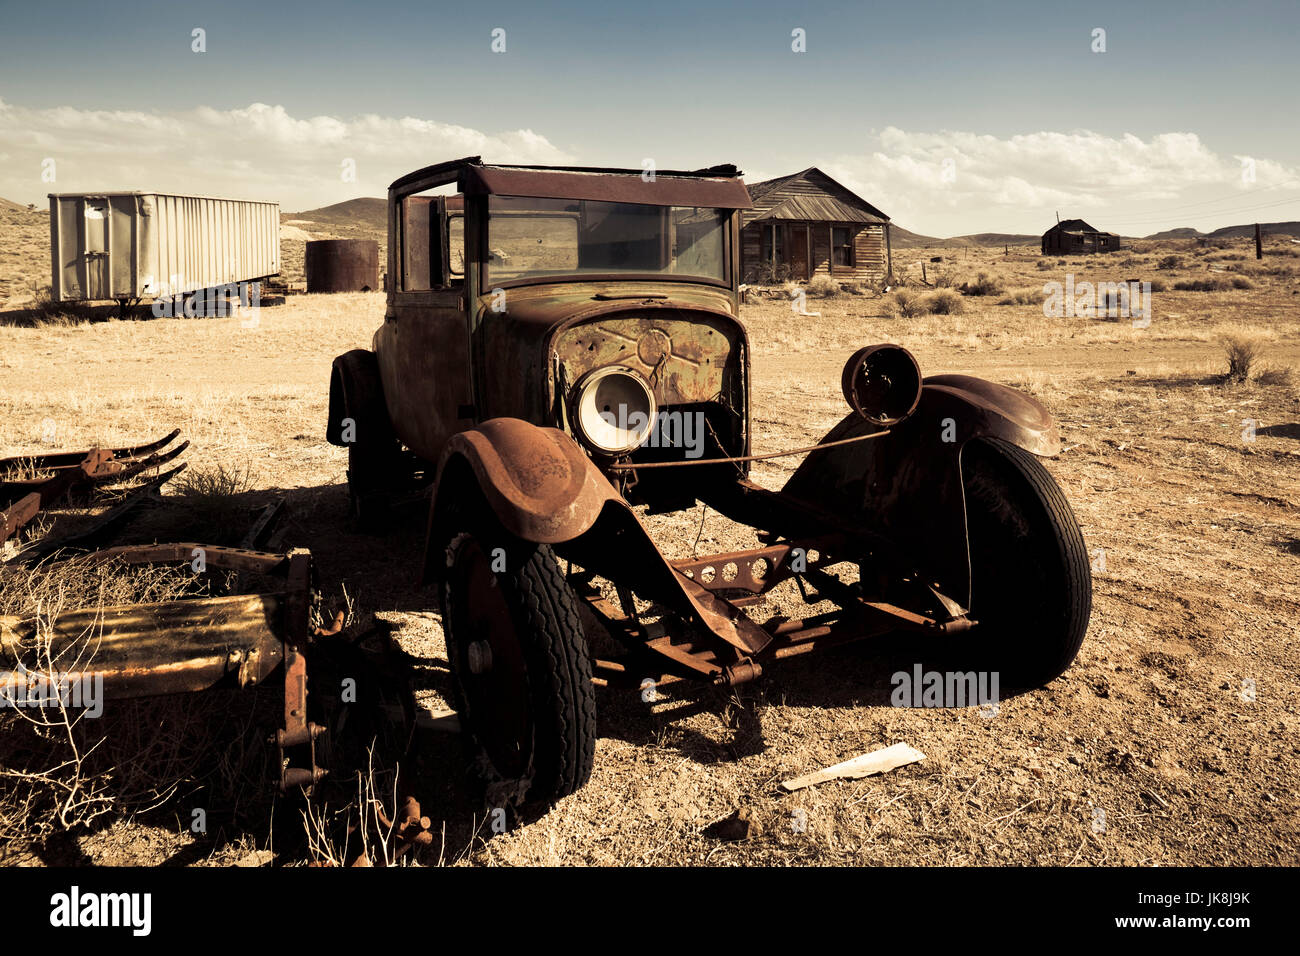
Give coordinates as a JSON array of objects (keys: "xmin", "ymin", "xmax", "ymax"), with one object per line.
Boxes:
[{"xmin": 571, "ymin": 365, "xmax": 658, "ymax": 455}]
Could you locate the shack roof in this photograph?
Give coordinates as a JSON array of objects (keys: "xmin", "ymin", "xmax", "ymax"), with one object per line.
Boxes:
[{"xmin": 743, "ymin": 168, "xmax": 889, "ymax": 225}]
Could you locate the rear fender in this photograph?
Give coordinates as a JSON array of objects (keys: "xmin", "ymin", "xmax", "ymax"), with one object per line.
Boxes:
[{"xmin": 781, "ymin": 375, "xmax": 1061, "ymax": 607}]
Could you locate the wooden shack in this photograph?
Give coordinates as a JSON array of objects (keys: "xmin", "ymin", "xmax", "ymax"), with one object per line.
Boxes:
[
  {"xmin": 1041, "ymin": 219, "xmax": 1121, "ymax": 255},
  {"xmin": 740, "ymin": 168, "xmax": 891, "ymax": 284}
]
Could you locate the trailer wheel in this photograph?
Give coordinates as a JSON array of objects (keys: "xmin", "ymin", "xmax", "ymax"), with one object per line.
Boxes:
[
  {"xmin": 438, "ymin": 494, "xmax": 595, "ymax": 810},
  {"xmin": 961, "ymin": 437, "xmax": 1091, "ymax": 687}
]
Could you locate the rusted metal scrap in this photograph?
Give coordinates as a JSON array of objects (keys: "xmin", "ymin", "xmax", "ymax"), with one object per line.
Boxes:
[
  {"xmin": 0, "ymin": 429, "xmax": 188, "ymax": 543},
  {"xmin": 0, "ymin": 542, "xmax": 339, "ymax": 794}
]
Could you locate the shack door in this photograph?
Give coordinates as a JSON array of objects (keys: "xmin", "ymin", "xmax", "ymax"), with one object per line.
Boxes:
[
  {"xmin": 788, "ymin": 226, "xmax": 810, "ymax": 281},
  {"xmin": 82, "ymin": 199, "xmax": 111, "ymax": 300}
]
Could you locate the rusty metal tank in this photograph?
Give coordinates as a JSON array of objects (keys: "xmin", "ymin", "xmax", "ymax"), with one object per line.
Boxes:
[{"xmin": 305, "ymin": 239, "xmax": 379, "ymax": 292}]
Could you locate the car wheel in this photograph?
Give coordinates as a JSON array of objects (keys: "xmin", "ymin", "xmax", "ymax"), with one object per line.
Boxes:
[
  {"xmin": 961, "ymin": 437, "xmax": 1092, "ymax": 687},
  {"xmin": 439, "ymin": 497, "xmax": 596, "ymax": 809}
]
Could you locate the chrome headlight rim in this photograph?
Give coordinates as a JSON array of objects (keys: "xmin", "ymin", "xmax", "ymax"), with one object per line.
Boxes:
[{"xmin": 570, "ymin": 364, "xmax": 658, "ymax": 456}]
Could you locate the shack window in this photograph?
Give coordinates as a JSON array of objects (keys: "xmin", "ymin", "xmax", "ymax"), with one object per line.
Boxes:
[{"xmin": 832, "ymin": 227, "xmax": 854, "ymax": 267}]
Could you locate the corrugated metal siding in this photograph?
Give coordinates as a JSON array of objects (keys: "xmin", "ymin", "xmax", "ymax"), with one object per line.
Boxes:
[{"xmin": 49, "ymin": 192, "xmax": 280, "ymax": 301}]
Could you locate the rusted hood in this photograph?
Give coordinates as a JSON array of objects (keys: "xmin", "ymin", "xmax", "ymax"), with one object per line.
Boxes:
[
  {"xmin": 478, "ymin": 281, "xmax": 738, "ymax": 334},
  {"xmin": 475, "ymin": 282, "xmax": 745, "ymax": 424}
]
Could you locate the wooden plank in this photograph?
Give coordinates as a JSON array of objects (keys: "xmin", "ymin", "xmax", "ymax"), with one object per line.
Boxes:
[{"xmin": 779, "ymin": 742, "xmax": 926, "ymax": 792}]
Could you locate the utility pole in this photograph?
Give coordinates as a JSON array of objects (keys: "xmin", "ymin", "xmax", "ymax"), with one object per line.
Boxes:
[{"xmin": 1255, "ymin": 223, "xmax": 1263, "ymax": 259}]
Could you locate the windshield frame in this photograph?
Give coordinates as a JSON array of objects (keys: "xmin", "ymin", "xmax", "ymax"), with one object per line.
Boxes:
[{"xmin": 479, "ymin": 196, "xmax": 735, "ymax": 292}]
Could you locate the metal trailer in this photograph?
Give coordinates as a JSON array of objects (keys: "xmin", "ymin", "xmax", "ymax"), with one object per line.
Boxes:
[{"xmin": 48, "ymin": 192, "xmax": 280, "ymax": 304}]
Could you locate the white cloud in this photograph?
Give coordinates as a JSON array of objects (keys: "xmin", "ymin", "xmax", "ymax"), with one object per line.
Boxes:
[
  {"xmin": 3, "ymin": 98, "xmax": 1297, "ymax": 235},
  {"xmin": 824, "ymin": 127, "xmax": 1300, "ymax": 235},
  {"xmin": 0, "ymin": 98, "xmax": 573, "ymax": 210}
]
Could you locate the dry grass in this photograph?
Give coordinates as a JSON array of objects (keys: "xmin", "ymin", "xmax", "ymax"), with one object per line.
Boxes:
[
  {"xmin": 2, "ymin": 233, "xmax": 1300, "ymax": 866},
  {"xmin": 806, "ymin": 275, "xmax": 841, "ymax": 298}
]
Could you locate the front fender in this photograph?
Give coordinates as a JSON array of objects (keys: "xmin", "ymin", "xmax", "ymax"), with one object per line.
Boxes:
[
  {"xmin": 781, "ymin": 375, "xmax": 1060, "ymax": 607},
  {"xmin": 433, "ymin": 418, "xmax": 619, "ymax": 545},
  {"xmin": 921, "ymin": 374, "xmax": 1060, "ymax": 456}
]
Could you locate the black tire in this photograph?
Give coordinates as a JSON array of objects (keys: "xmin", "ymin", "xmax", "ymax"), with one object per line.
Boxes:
[
  {"xmin": 438, "ymin": 495, "xmax": 596, "ymax": 809},
  {"xmin": 961, "ymin": 437, "xmax": 1091, "ymax": 687},
  {"xmin": 330, "ymin": 350, "xmax": 402, "ymax": 531}
]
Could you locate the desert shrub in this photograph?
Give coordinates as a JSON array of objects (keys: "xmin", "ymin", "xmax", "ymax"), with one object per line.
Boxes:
[
  {"xmin": 930, "ymin": 267, "xmax": 959, "ymax": 288},
  {"xmin": 1217, "ymin": 328, "xmax": 1267, "ymax": 382},
  {"xmin": 1157, "ymin": 255, "xmax": 1183, "ymax": 270},
  {"xmin": 1056, "ymin": 258, "xmax": 1067, "ymax": 266},
  {"xmin": 1256, "ymin": 366, "xmax": 1294, "ymax": 386},
  {"xmin": 996, "ymin": 288, "xmax": 1047, "ymax": 306},
  {"xmin": 807, "ymin": 275, "xmax": 841, "ymax": 298},
  {"xmin": 926, "ymin": 289, "xmax": 965, "ymax": 314},
  {"xmin": 1231, "ymin": 276, "xmax": 1255, "ymax": 289},
  {"xmin": 888, "ymin": 265, "xmax": 914, "ymax": 288},
  {"xmin": 890, "ymin": 289, "xmax": 928, "ymax": 318},
  {"xmin": 963, "ymin": 271, "xmax": 1005, "ymax": 296},
  {"xmin": 839, "ymin": 281, "xmax": 864, "ymax": 295},
  {"xmin": 1147, "ymin": 278, "xmax": 1169, "ymax": 292},
  {"xmin": 1036, "ymin": 259, "xmax": 1051, "ymax": 271},
  {"xmin": 169, "ymin": 464, "xmax": 254, "ymax": 544},
  {"xmin": 889, "ymin": 289, "xmax": 964, "ymax": 317},
  {"xmin": 1250, "ymin": 263, "xmax": 1295, "ymax": 277},
  {"xmin": 1175, "ymin": 277, "xmax": 1231, "ymax": 292},
  {"xmin": 749, "ymin": 261, "xmax": 791, "ymax": 285}
]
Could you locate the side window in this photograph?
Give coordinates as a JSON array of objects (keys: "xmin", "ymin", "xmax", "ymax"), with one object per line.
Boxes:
[
  {"xmin": 399, "ymin": 194, "xmax": 465, "ymax": 291},
  {"xmin": 401, "ymin": 196, "xmax": 437, "ymax": 291},
  {"xmin": 448, "ymin": 214, "xmax": 464, "ymax": 278}
]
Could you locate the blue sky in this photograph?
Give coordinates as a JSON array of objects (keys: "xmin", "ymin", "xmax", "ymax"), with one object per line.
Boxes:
[{"xmin": 1, "ymin": 0, "xmax": 1297, "ymax": 234}]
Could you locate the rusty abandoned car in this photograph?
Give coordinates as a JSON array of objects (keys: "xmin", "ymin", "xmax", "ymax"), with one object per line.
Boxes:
[{"xmin": 326, "ymin": 156, "xmax": 1092, "ymax": 808}]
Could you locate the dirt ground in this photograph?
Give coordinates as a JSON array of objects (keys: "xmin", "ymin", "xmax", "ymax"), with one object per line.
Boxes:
[{"xmin": 1, "ymin": 234, "xmax": 1298, "ymax": 866}]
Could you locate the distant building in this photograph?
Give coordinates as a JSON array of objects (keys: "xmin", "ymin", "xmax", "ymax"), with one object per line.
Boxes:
[
  {"xmin": 741, "ymin": 168, "xmax": 891, "ymax": 283},
  {"xmin": 1042, "ymin": 219, "xmax": 1121, "ymax": 255}
]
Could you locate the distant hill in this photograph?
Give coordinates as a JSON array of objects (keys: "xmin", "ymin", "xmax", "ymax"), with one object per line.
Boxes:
[
  {"xmin": 1144, "ymin": 221, "xmax": 1300, "ymax": 240},
  {"xmin": 890, "ymin": 225, "xmax": 1037, "ymax": 248},
  {"xmin": 888, "ymin": 225, "xmax": 947, "ymax": 248},
  {"xmin": 951, "ymin": 232, "xmax": 1039, "ymax": 247},
  {"xmin": 283, "ymin": 197, "xmax": 386, "ymax": 238},
  {"xmin": 1145, "ymin": 226, "xmax": 1203, "ymax": 240},
  {"xmin": 0, "ymin": 196, "xmax": 39, "ymax": 213}
]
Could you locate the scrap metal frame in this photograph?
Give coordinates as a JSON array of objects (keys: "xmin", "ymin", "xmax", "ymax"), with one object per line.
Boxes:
[{"xmin": 0, "ymin": 542, "xmax": 336, "ymax": 793}]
